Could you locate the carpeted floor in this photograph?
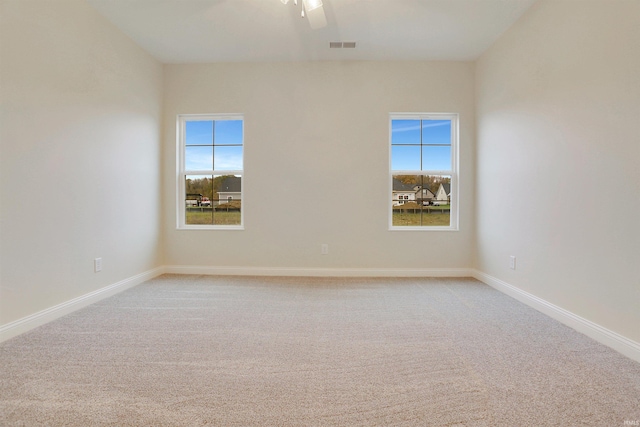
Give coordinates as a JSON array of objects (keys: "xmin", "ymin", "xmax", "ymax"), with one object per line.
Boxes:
[{"xmin": 1, "ymin": 275, "xmax": 639, "ymax": 426}]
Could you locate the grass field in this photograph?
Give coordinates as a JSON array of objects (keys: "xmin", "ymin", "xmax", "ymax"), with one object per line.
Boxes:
[
  {"xmin": 186, "ymin": 207, "xmax": 447, "ymax": 227},
  {"xmin": 392, "ymin": 212, "xmax": 450, "ymax": 227},
  {"xmin": 186, "ymin": 209, "xmax": 241, "ymax": 225}
]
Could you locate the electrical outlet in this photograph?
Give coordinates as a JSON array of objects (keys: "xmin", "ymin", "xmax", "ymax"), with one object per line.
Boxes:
[
  {"xmin": 321, "ymin": 244, "xmax": 329, "ymax": 255},
  {"xmin": 94, "ymin": 257, "xmax": 102, "ymax": 273},
  {"xmin": 509, "ymin": 256, "xmax": 516, "ymax": 270}
]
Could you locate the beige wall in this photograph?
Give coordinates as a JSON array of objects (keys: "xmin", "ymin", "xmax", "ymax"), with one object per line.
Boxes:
[
  {"xmin": 476, "ymin": 0, "xmax": 640, "ymax": 342},
  {"xmin": 163, "ymin": 62, "xmax": 475, "ymax": 270},
  {"xmin": 0, "ymin": 0, "xmax": 164, "ymax": 325}
]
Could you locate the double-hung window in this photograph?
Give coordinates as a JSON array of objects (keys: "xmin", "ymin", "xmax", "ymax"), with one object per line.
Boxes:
[
  {"xmin": 390, "ymin": 113, "xmax": 458, "ymax": 230},
  {"xmin": 177, "ymin": 114, "xmax": 244, "ymax": 229}
]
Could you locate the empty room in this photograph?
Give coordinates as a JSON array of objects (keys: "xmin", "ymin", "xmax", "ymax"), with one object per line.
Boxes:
[{"xmin": 1, "ymin": 0, "xmax": 639, "ymax": 425}]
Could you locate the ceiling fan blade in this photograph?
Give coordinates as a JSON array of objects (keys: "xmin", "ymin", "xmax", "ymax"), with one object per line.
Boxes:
[{"xmin": 306, "ymin": 4, "xmax": 327, "ymax": 29}]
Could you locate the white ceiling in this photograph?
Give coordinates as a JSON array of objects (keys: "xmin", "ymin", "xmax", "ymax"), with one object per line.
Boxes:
[{"xmin": 86, "ymin": 0, "xmax": 537, "ymax": 63}]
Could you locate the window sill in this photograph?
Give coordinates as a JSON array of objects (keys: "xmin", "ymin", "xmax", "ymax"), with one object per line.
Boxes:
[
  {"xmin": 177, "ymin": 225, "xmax": 244, "ymax": 231},
  {"xmin": 388, "ymin": 226, "xmax": 458, "ymax": 232}
]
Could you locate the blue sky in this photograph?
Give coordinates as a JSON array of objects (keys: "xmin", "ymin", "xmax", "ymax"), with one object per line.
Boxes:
[
  {"xmin": 391, "ymin": 120, "xmax": 452, "ymax": 171},
  {"xmin": 184, "ymin": 118, "xmax": 450, "ymax": 171},
  {"xmin": 185, "ymin": 120, "xmax": 243, "ymax": 170}
]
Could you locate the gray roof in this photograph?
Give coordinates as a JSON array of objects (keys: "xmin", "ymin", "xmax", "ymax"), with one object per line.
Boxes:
[
  {"xmin": 219, "ymin": 176, "xmax": 241, "ymax": 192},
  {"xmin": 392, "ymin": 179, "xmax": 417, "ymax": 192}
]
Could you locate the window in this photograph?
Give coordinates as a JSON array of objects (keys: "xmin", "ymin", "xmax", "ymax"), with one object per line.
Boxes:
[
  {"xmin": 390, "ymin": 113, "xmax": 458, "ymax": 230},
  {"xmin": 177, "ymin": 114, "xmax": 243, "ymax": 229}
]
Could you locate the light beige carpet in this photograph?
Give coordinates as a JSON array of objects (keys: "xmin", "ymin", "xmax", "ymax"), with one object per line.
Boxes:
[{"xmin": 1, "ymin": 275, "xmax": 639, "ymax": 426}]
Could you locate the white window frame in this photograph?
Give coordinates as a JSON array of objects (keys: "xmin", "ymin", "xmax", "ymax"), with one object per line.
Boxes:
[
  {"xmin": 177, "ymin": 113, "xmax": 244, "ymax": 230},
  {"xmin": 389, "ymin": 112, "xmax": 459, "ymax": 231}
]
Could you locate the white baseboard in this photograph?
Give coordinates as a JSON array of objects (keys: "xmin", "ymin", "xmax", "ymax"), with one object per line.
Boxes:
[
  {"xmin": 472, "ymin": 269, "xmax": 640, "ymax": 364},
  {"xmin": 0, "ymin": 267, "xmax": 165, "ymax": 344},
  {"xmin": 164, "ymin": 265, "xmax": 474, "ymax": 278}
]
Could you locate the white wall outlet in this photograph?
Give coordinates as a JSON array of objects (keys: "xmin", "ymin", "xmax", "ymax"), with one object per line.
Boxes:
[
  {"xmin": 509, "ymin": 255, "xmax": 516, "ymax": 270},
  {"xmin": 94, "ymin": 257, "xmax": 102, "ymax": 273},
  {"xmin": 321, "ymin": 244, "xmax": 329, "ymax": 255}
]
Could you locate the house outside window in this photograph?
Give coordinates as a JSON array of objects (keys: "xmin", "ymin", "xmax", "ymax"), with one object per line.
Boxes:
[
  {"xmin": 390, "ymin": 113, "xmax": 458, "ymax": 230},
  {"xmin": 177, "ymin": 114, "xmax": 243, "ymax": 229}
]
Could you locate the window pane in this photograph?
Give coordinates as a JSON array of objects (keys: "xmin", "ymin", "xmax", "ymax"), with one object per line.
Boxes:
[
  {"xmin": 214, "ymin": 120, "xmax": 243, "ymax": 145},
  {"xmin": 422, "ymin": 146, "xmax": 451, "ymax": 170},
  {"xmin": 180, "ymin": 115, "xmax": 244, "ymax": 229},
  {"xmin": 391, "ymin": 174, "xmax": 451, "ymax": 227},
  {"xmin": 391, "ymin": 145, "xmax": 421, "ymax": 170},
  {"xmin": 214, "ymin": 146, "xmax": 243, "ymax": 170},
  {"xmin": 392, "ymin": 204, "xmax": 423, "ymax": 226},
  {"xmin": 422, "ymin": 120, "xmax": 451, "ymax": 145},
  {"xmin": 391, "ymin": 120, "xmax": 421, "ymax": 145},
  {"xmin": 185, "ymin": 146, "xmax": 213, "ymax": 171},
  {"xmin": 214, "ymin": 175, "xmax": 241, "ymax": 226},
  {"xmin": 186, "ymin": 121, "xmax": 213, "ymax": 146},
  {"xmin": 185, "ymin": 175, "xmax": 213, "ymax": 225},
  {"xmin": 392, "ymin": 175, "xmax": 420, "ymax": 204},
  {"xmin": 424, "ymin": 175, "xmax": 451, "ymax": 226},
  {"xmin": 391, "ymin": 174, "xmax": 422, "ymax": 227}
]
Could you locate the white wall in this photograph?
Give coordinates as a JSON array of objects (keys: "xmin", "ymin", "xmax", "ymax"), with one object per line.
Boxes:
[
  {"xmin": 0, "ymin": 0, "xmax": 164, "ymax": 325},
  {"xmin": 163, "ymin": 62, "xmax": 475, "ymax": 271},
  {"xmin": 476, "ymin": 0, "xmax": 640, "ymax": 342}
]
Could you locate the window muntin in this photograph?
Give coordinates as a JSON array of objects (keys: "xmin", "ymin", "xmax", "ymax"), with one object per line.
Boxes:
[
  {"xmin": 178, "ymin": 114, "xmax": 243, "ymax": 229},
  {"xmin": 390, "ymin": 114, "xmax": 458, "ymax": 230}
]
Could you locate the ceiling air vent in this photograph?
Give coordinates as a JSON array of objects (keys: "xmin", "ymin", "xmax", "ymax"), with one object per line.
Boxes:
[{"xmin": 329, "ymin": 42, "xmax": 356, "ymax": 49}]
